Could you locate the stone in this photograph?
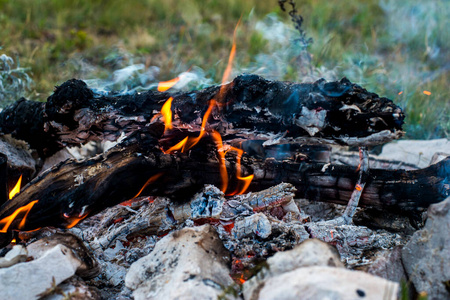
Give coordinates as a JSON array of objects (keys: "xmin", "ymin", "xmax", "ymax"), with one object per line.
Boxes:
[
  {"xmin": 266, "ymin": 238, "xmax": 344, "ymax": 274},
  {"xmin": 367, "ymin": 247, "xmax": 406, "ymax": 283},
  {"xmin": 402, "ymin": 196, "xmax": 450, "ymax": 299},
  {"xmin": 243, "ymin": 239, "xmax": 399, "ymax": 300},
  {"xmin": 27, "ymin": 232, "xmax": 100, "ymax": 279},
  {"xmin": 0, "ymin": 244, "xmax": 27, "ymax": 268},
  {"xmin": 125, "ymin": 224, "xmax": 238, "ymax": 300},
  {"xmin": 243, "ymin": 239, "xmax": 344, "ymax": 299},
  {"xmin": 247, "ymin": 266, "xmax": 399, "ymax": 300},
  {"xmin": 0, "ymin": 244, "xmax": 82, "ymax": 300}
]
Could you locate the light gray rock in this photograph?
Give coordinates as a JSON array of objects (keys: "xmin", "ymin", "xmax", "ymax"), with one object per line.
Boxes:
[
  {"xmin": 266, "ymin": 238, "xmax": 344, "ymax": 274},
  {"xmin": 244, "ymin": 239, "xmax": 399, "ymax": 300},
  {"xmin": 0, "ymin": 244, "xmax": 82, "ymax": 300},
  {"xmin": 125, "ymin": 224, "xmax": 238, "ymax": 300},
  {"xmin": 27, "ymin": 232, "xmax": 100, "ymax": 279},
  {"xmin": 0, "ymin": 245, "xmax": 27, "ymax": 268},
  {"xmin": 243, "ymin": 239, "xmax": 344, "ymax": 299},
  {"xmin": 402, "ymin": 196, "xmax": 450, "ymax": 300},
  {"xmin": 249, "ymin": 266, "xmax": 399, "ymax": 300},
  {"xmin": 367, "ymin": 247, "xmax": 406, "ymax": 283}
]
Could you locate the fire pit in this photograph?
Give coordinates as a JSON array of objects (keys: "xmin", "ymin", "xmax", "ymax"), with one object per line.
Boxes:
[
  {"xmin": 0, "ymin": 1, "xmax": 449, "ymax": 299},
  {"xmin": 0, "ymin": 72, "xmax": 448, "ymax": 299}
]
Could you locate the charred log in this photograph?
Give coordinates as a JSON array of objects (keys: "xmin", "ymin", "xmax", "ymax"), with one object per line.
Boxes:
[
  {"xmin": 0, "ymin": 130, "xmax": 447, "ymax": 246},
  {"xmin": 0, "ymin": 75, "xmax": 404, "ymax": 157}
]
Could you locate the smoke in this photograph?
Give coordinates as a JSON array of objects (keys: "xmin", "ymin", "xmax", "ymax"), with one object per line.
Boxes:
[
  {"xmin": 380, "ymin": 0, "xmax": 446, "ymax": 60},
  {"xmin": 237, "ymin": 13, "xmax": 337, "ymax": 83},
  {"xmin": 69, "ymin": 12, "xmax": 336, "ymax": 97},
  {"xmin": 73, "ymin": 58, "xmax": 213, "ymax": 96}
]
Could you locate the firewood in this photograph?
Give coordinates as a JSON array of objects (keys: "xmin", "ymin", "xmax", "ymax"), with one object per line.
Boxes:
[
  {"xmin": 0, "ymin": 75, "xmax": 404, "ymax": 157},
  {"xmin": 0, "ymin": 130, "xmax": 447, "ymax": 247}
]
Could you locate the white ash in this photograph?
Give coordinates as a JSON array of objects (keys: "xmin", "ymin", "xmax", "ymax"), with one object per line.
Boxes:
[{"xmin": 49, "ymin": 181, "xmax": 411, "ymax": 298}]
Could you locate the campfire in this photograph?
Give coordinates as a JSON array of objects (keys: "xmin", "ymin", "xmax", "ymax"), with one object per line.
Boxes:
[{"xmin": 0, "ymin": 4, "xmax": 449, "ymax": 300}]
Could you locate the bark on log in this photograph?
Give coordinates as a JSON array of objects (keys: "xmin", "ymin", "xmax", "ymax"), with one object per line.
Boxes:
[
  {"xmin": 0, "ymin": 75, "xmax": 404, "ymax": 157},
  {"xmin": 0, "ymin": 130, "xmax": 447, "ymax": 245}
]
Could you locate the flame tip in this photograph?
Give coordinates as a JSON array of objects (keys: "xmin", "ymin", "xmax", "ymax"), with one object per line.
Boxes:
[{"xmin": 9, "ymin": 175, "xmax": 22, "ymax": 200}]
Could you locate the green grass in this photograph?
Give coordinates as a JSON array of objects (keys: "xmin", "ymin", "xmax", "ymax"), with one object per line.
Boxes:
[{"xmin": 0, "ymin": 0, "xmax": 448, "ymax": 139}]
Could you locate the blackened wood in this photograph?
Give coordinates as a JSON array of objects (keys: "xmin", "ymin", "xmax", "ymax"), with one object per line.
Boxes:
[
  {"xmin": 0, "ymin": 131, "xmax": 447, "ymax": 245},
  {"xmin": 0, "ymin": 154, "xmax": 7, "ymax": 207},
  {"xmin": 0, "ymin": 136, "xmax": 37, "ymax": 192},
  {"xmin": 0, "ymin": 75, "xmax": 404, "ymax": 157}
]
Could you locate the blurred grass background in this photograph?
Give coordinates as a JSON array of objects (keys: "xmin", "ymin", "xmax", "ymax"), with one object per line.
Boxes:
[{"xmin": 0, "ymin": 0, "xmax": 448, "ymax": 139}]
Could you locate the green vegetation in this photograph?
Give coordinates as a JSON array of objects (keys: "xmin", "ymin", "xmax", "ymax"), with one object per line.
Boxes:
[{"xmin": 0, "ymin": 0, "xmax": 448, "ymax": 138}]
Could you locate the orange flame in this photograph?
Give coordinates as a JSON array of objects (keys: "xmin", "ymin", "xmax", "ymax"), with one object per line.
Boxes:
[
  {"xmin": 63, "ymin": 212, "xmax": 89, "ymax": 229},
  {"xmin": 163, "ymin": 136, "xmax": 189, "ymax": 154},
  {"xmin": 211, "ymin": 131, "xmax": 228, "ymax": 193},
  {"xmin": 163, "ymin": 100, "xmax": 217, "ymax": 154},
  {"xmin": 221, "ymin": 18, "xmax": 240, "ymax": 86},
  {"xmin": 161, "ymin": 97, "xmax": 174, "ymax": 132},
  {"xmin": 0, "ymin": 200, "xmax": 38, "ymax": 233},
  {"xmin": 423, "ymin": 90, "xmax": 431, "ymax": 95},
  {"xmin": 160, "ymin": 19, "xmax": 252, "ymax": 196},
  {"xmin": 215, "ymin": 18, "xmax": 240, "ymax": 106},
  {"xmin": 157, "ymin": 77, "xmax": 180, "ymax": 92},
  {"xmin": 132, "ymin": 173, "xmax": 163, "ymax": 199},
  {"xmin": 225, "ymin": 147, "xmax": 254, "ymax": 196},
  {"xmin": 9, "ymin": 175, "xmax": 22, "ymax": 199},
  {"xmin": 182, "ymin": 100, "xmax": 216, "ymax": 151}
]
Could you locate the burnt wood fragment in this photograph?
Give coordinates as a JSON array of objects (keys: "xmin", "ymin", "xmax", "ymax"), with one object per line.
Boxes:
[
  {"xmin": 0, "ymin": 75, "xmax": 404, "ymax": 157},
  {"xmin": 0, "ymin": 130, "xmax": 447, "ymax": 247}
]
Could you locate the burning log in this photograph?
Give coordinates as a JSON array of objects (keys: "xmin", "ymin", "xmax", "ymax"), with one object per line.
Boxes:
[
  {"xmin": 0, "ymin": 130, "xmax": 448, "ymax": 246},
  {"xmin": 0, "ymin": 74, "xmax": 404, "ymax": 157}
]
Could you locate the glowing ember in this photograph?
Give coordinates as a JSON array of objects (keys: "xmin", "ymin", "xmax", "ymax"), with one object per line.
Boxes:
[
  {"xmin": 9, "ymin": 175, "xmax": 22, "ymax": 199},
  {"xmin": 161, "ymin": 97, "xmax": 174, "ymax": 132},
  {"xmin": 0, "ymin": 200, "xmax": 38, "ymax": 233},
  {"xmin": 238, "ymin": 274, "xmax": 246, "ymax": 284},
  {"xmin": 423, "ymin": 90, "xmax": 431, "ymax": 95},
  {"xmin": 221, "ymin": 221, "xmax": 234, "ymax": 234},
  {"xmin": 157, "ymin": 77, "xmax": 180, "ymax": 92}
]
